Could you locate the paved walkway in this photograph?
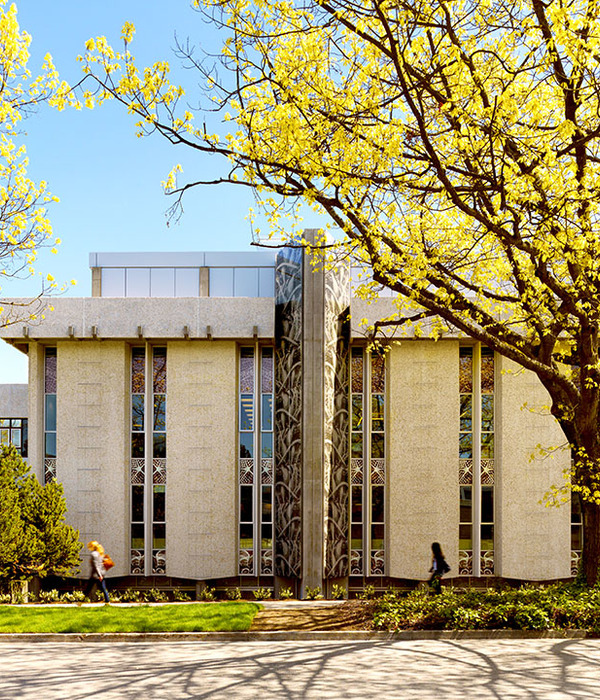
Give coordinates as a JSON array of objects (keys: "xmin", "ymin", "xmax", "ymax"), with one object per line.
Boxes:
[{"xmin": 1, "ymin": 638, "xmax": 600, "ymax": 699}]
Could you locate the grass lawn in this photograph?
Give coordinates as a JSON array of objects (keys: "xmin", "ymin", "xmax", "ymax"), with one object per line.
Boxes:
[{"xmin": 0, "ymin": 602, "xmax": 261, "ymax": 634}]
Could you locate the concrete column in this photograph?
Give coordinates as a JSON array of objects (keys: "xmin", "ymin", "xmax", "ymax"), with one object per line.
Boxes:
[
  {"xmin": 199, "ymin": 268, "xmax": 209, "ymax": 296},
  {"xmin": 91, "ymin": 268, "xmax": 102, "ymax": 297}
]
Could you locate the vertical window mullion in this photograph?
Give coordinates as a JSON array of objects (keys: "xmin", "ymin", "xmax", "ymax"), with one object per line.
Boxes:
[{"xmin": 473, "ymin": 345, "xmax": 482, "ymax": 577}]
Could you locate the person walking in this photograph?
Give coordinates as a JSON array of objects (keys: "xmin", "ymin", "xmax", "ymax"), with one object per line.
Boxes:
[
  {"xmin": 84, "ymin": 541, "xmax": 110, "ymax": 603},
  {"xmin": 428, "ymin": 542, "xmax": 450, "ymax": 594}
]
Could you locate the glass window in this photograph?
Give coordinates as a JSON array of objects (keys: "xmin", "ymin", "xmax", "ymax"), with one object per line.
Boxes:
[
  {"xmin": 153, "ymin": 485, "xmax": 166, "ymax": 521},
  {"xmin": 371, "ymin": 395, "xmax": 385, "ymax": 431},
  {"xmin": 210, "ymin": 267, "xmax": 234, "ymax": 296},
  {"xmin": 239, "ymin": 523, "xmax": 253, "ymax": 547},
  {"xmin": 240, "ymin": 433, "xmax": 254, "ymax": 458},
  {"xmin": 150, "ymin": 268, "xmax": 175, "ymax": 297},
  {"xmin": 261, "ymin": 523, "xmax": 273, "ymax": 549},
  {"xmin": 240, "ymin": 348, "xmax": 254, "ymax": 393},
  {"xmin": 351, "ymin": 348, "xmax": 363, "ymax": 392},
  {"xmin": 261, "ymin": 432, "xmax": 273, "ymax": 458},
  {"xmin": 153, "ymin": 348, "xmax": 167, "ymax": 393},
  {"xmin": 152, "ymin": 523, "xmax": 166, "ymax": 549},
  {"xmin": 261, "ymin": 485, "xmax": 272, "ymax": 521},
  {"xmin": 371, "ymin": 485, "xmax": 385, "ymax": 522},
  {"xmin": 131, "ymin": 348, "xmax": 145, "ymax": 393},
  {"xmin": 481, "ymin": 433, "xmax": 494, "ymax": 459},
  {"xmin": 234, "ymin": 267, "xmax": 259, "ymax": 297},
  {"xmin": 131, "ymin": 523, "xmax": 144, "ymax": 549},
  {"xmin": 240, "ymin": 395, "xmax": 254, "ymax": 431},
  {"xmin": 259, "ymin": 268, "xmax": 275, "ymax": 297},
  {"xmin": 131, "ymin": 485, "xmax": 144, "ymax": 521},
  {"xmin": 261, "ymin": 395, "xmax": 272, "ymax": 431},
  {"xmin": 132, "ymin": 395, "xmax": 144, "ymax": 431},
  {"xmin": 126, "ymin": 268, "xmax": 150, "ymax": 297},
  {"xmin": 371, "ymin": 433, "xmax": 385, "ymax": 459},
  {"xmin": 459, "ymin": 433, "xmax": 473, "ymax": 459},
  {"xmin": 153, "ymin": 433, "xmax": 166, "ymax": 458},
  {"xmin": 240, "ymin": 486, "xmax": 253, "ymax": 521},
  {"xmin": 175, "ymin": 268, "xmax": 199, "ymax": 297},
  {"xmin": 44, "ymin": 432, "xmax": 56, "ymax": 458},
  {"xmin": 351, "ymin": 433, "xmax": 363, "ymax": 458},
  {"xmin": 131, "ymin": 433, "xmax": 145, "ymax": 458},
  {"xmin": 352, "ymin": 486, "xmax": 363, "ymax": 521},
  {"xmin": 481, "ymin": 486, "xmax": 494, "ymax": 522},
  {"xmin": 459, "ymin": 347, "xmax": 473, "ymax": 393},
  {"xmin": 352, "ymin": 395, "xmax": 363, "ymax": 430},
  {"xmin": 371, "ymin": 354, "xmax": 385, "ymax": 392},
  {"xmin": 101, "ymin": 268, "xmax": 125, "ymax": 297},
  {"xmin": 481, "ymin": 395, "xmax": 494, "ymax": 431},
  {"xmin": 45, "ymin": 394, "xmax": 57, "ymax": 432},
  {"xmin": 44, "ymin": 348, "xmax": 57, "ymax": 394},
  {"xmin": 153, "ymin": 395, "xmax": 166, "ymax": 431},
  {"xmin": 351, "ymin": 523, "xmax": 363, "ymax": 549}
]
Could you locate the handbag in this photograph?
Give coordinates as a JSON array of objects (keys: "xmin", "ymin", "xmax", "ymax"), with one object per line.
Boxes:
[{"xmin": 103, "ymin": 554, "xmax": 115, "ymax": 570}]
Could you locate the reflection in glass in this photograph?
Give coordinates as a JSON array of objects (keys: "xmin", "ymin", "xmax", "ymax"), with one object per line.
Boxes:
[
  {"xmin": 481, "ymin": 347, "xmax": 494, "ymax": 392},
  {"xmin": 240, "ymin": 433, "xmax": 254, "ymax": 458},
  {"xmin": 371, "ymin": 433, "xmax": 385, "ymax": 458},
  {"xmin": 153, "ymin": 485, "xmax": 166, "ymax": 521},
  {"xmin": 481, "ymin": 486, "xmax": 494, "ymax": 522},
  {"xmin": 459, "ymin": 524, "xmax": 472, "ymax": 549},
  {"xmin": 460, "ymin": 395, "xmax": 472, "ymax": 431},
  {"xmin": 371, "ymin": 523, "xmax": 384, "ymax": 549},
  {"xmin": 459, "ymin": 347, "xmax": 473, "ymax": 393},
  {"xmin": 261, "ymin": 432, "xmax": 273, "ymax": 458},
  {"xmin": 481, "ymin": 524, "xmax": 494, "ymax": 550},
  {"xmin": 371, "ymin": 485, "xmax": 384, "ymax": 522},
  {"xmin": 45, "ymin": 394, "xmax": 57, "ymax": 432},
  {"xmin": 352, "ymin": 486, "xmax": 363, "ymax": 521},
  {"xmin": 459, "ymin": 432, "xmax": 473, "ymax": 459},
  {"xmin": 132, "ymin": 485, "xmax": 144, "ymax": 521},
  {"xmin": 351, "ymin": 523, "xmax": 363, "ymax": 549},
  {"xmin": 131, "ymin": 523, "xmax": 144, "ymax": 549},
  {"xmin": 481, "ymin": 433, "xmax": 494, "ymax": 459},
  {"xmin": 261, "ymin": 523, "xmax": 272, "ymax": 549},
  {"xmin": 131, "ymin": 348, "xmax": 145, "ymax": 393},
  {"xmin": 261, "ymin": 394, "xmax": 272, "ymax": 431},
  {"xmin": 240, "ymin": 394, "xmax": 254, "ymax": 431},
  {"xmin": 262, "ymin": 485, "xmax": 272, "ymax": 521},
  {"xmin": 153, "ymin": 523, "xmax": 166, "ymax": 549},
  {"xmin": 261, "ymin": 348, "xmax": 273, "ymax": 393},
  {"xmin": 153, "ymin": 395, "xmax": 166, "ymax": 431},
  {"xmin": 481, "ymin": 394, "xmax": 494, "ymax": 431},
  {"xmin": 44, "ymin": 348, "xmax": 57, "ymax": 394},
  {"xmin": 240, "ymin": 485, "xmax": 253, "ymax": 521},
  {"xmin": 371, "ymin": 354, "xmax": 385, "ymax": 393},
  {"xmin": 372, "ymin": 394, "xmax": 385, "ymax": 431},
  {"xmin": 132, "ymin": 394, "xmax": 144, "ymax": 431},
  {"xmin": 351, "ymin": 348, "xmax": 363, "ymax": 393},
  {"xmin": 572, "ymin": 525, "xmax": 582, "ymax": 550},
  {"xmin": 44, "ymin": 432, "xmax": 56, "ymax": 458},
  {"xmin": 239, "ymin": 523, "xmax": 253, "ymax": 547},
  {"xmin": 153, "ymin": 433, "xmax": 166, "ymax": 458},
  {"xmin": 131, "ymin": 433, "xmax": 145, "ymax": 458},
  {"xmin": 351, "ymin": 433, "xmax": 363, "ymax": 458},
  {"xmin": 153, "ymin": 347, "xmax": 167, "ymax": 393},
  {"xmin": 240, "ymin": 348, "xmax": 254, "ymax": 393},
  {"xmin": 352, "ymin": 395, "xmax": 363, "ymax": 430},
  {"xmin": 460, "ymin": 486, "xmax": 472, "ymax": 521}
]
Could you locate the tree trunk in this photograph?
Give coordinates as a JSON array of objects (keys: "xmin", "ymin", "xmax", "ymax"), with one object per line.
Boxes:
[{"xmin": 581, "ymin": 500, "xmax": 600, "ymax": 586}]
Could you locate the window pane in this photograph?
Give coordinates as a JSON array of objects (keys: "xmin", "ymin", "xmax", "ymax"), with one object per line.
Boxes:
[
  {"xmin": 131, "ymin": 523, "xmax": 144, "ymax": 549},
  {"xmin": 131, "ymin": 433, "xmax": 145, "ymax": 458},
  {"xmin": 153, "ymin": 523, "xmax": 166, "ymax": 549},
  {"xmin": 126, "ymin": 268, "xmax": 150, "ymax": 296},
  {"xmin": 44, "ymin": 348, "xmax": 57, "ymax": 393},
  {"xmin": 131, "ymin": 348, "xmax": 145, "ymax": 393},
  {"xmin": 352, "ymin": 395, "xmax": 363, "ymax": 431},
  {"xmin": 481, "ymin": 524, "xmax": 494, "ymax": 550},
  {"xmin": 240, "ymin": 485, "xmax": 253, "ymax": 522},
  {"xmin": 262, "ymin": 485, "xmax": 272, "ymax": 521},
  {"xmin": 0, "ymin": 419, "xmax": 9, "ymax": 427},
  {"xmin": 261, "ymin": 523, "xmax": 273, "ymax": 549},
  {"xmin": 481, "ymin": 433, "xmax": 494, "ymax": 459},
  {"xmin": 572, "ymin": 496, "xmax": 582, "ymax": 522},
  {"xmin": 153, "ymin": 485, "xmax": 166, "ymax": 522},
  {"xmin": 261, "ymin": 348, "xmax": 273, "ymax": 393},
  {"xmin": 240, "ymin": 523, "xmax": 253, "ymax": 547},
  {"xmin": 459, "ymin": 524, "xmax": 472, "ymax": 549},
  {"xmin": 481, "ymin": 348, "xmax": 494, "ymax": 392},
  {"xmin": 371, "ymin": 354, "xmax": 385, "ymax": 393},
  {"xmin": 153, "ymin": 433, "xmax": 166, "ymax": 458},
  {"xmin": 153, "ymin": 395, "xmax": 166, "ymax": 431},
  {"xmin": 240, "ymin": 348, "xmax": 254, "ymax": 393},
  {"xmin": 352, "ymin": 485, "xmax": 363, "ymax": 522},
  {"xmin": 153, "ymin": 348, "xmax": 167, "ymax": 393},
  {"xmin": 459, "ymin": 433, "xmax": 473, "ymax": 459},
  {"xmin": 351, "ymin": 433, "xmax": 363, "ymax": 458},
  {"xmin": 351, "ymin": 523, "xmax": 363, "ymax": 549},
  {"xmin": 45, "ymin": 432, "xmax": 56, "ymax": 458},
  {"xmin": 351, "ymin": 348, "xmax": 363, "ymax": 393},
  {"xmin": 131, "ymin": 485, "xmax": 144, "ymax": 521},
  {"xmin": 371, "ymin": 433, "xmax": 385, "ymax": 459},
  {"xmin": 45, "ymin": 394, "xmax": 57, "ymax": 432},
  {"xmin": 372, "ymin": 394, "xmax": 384, "ymax": 431},
  {"xmin": 371, "ymin": 523, "xmax": 384, "ymax": 549},
  {"xmin": 460, "ymin": 395, "xmax": 472, "ymax": 432},
  {"xmin": 240, "ymin": 395, "xmax": 254, "ymax": 431},
  {"xmin": 481, "ymin": 394, "xmax": 494, "ymax": 431},
  {"xmin": 240, "ymin": 433, "xmax": 254, "ymax": 458},
  {"xmin": 175, "ymin": 267, "xmax": 199, "ymax": 296},
  {"xmin": 11, "ymin": 429, "xmax": 21, "ymax": 448},
  {"xmin": 261, "ymin": 432, "xmax": 273, "ymax": 458},
  {"xmin": 460, "ymin": 486, "xmax": 472, "ymax": 522},
  {"xmin": 132, "ymin": 394, "xmax": 144, "ymax": 431},
  {"xmin": 150, "ymin": 267, "xmax": 175, "ymax": 297},
  {"xmin": 1, "ymin": 428, "xmax": 9, "ymax": 444},
  {"xmin": 571, "ymin": 525, "xmax": 582, "ymax": 550},
  {"xmin": 481, "ymin": 486, "xmax": 494, "ymax": 523},
  {"xmin": 459, "ymin": 347, "xmax": 473, "ymax": 393},
  {"xmin": 234, "ymin": 267, "xmax": 259, "ymax": 297},
  {"xmin": 371, "ymin": 485, "xmax": 384, "ymax": 522},
  {"xmin": 21, "ymin": 420, "xmax": 28, "ymax": 457},
  {"xmin": 261, "ymin": 394, "xmax": 272, "ymax": 431}
]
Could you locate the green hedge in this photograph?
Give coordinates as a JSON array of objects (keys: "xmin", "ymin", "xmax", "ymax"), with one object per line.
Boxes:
[{"xmin": 373, "ymin": 584, "xmax": 600, "ymax": 633}]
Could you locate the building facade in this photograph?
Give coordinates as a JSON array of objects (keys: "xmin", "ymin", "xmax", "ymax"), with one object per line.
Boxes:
[{"xmin": 0, "ymin": 239, "xmax": 577, "ymax": 594}]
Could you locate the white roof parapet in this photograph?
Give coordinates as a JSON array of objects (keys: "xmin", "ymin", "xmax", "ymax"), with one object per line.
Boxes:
[
  {"xmin": 89, "ymin": 250, "xmax": 277, "ymax": 268},
  {"xmin": 0, "ymin": 297, "xmax": 275, "ymax": 340}
]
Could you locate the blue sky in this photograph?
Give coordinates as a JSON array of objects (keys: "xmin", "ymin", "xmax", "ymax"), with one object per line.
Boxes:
[{"xmin": 0, "ymin": 1, "xmax": 324, "ymax": 382}]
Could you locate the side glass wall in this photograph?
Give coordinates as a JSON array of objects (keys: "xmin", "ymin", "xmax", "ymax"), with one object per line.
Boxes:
[
  {"xmin": 350, "ymin": 347, "xmax": 386, "ymax": 576},
  {"xmin": 130, "ymin": 346, "xmax": 167, "ymax": 576},
  {"xmin": 238, "ymin": 346, "xmax": 274, "ymax": 576},
  {"xmin": 459, "ymin": 345, "xmax": 495, "ymax": 576}
]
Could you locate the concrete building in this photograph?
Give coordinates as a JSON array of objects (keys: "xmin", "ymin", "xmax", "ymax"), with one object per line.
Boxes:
[{"xmin": 0, "ymin": 239, "xmax": 580, "ymax": 594}]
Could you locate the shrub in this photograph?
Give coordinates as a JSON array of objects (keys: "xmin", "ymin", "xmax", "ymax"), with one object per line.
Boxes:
[
  {"xmin": 279, "ymin": 586, "xmax": 294, "ymax": 600},
  {"xmin": 61, "ymin": 590, "xmax": 86, "ymax": 603},
  {"xmin": 358, "ymin": 584, "xmax": 376, "ymax": 600},
  {"xmin": 0, "ymin": 593, "xmax": 10, "ymax": 604},
  {"xmin": 331, "ymin": 584, "xmax": 347, "ymax": 600},
  {"xmin": 198, "ymin": 586, "xmax": 216, "ymax": 601},
  {"xmin": 305, "ymin": 586, "xmax": 324, "ymax": 600},
  {"xmin": 39, "ymin": 589, "xmax": 60, "ymax": 603},
  {"xmin": 226, "ymin": 587, "xmax": 241, "ymax": 600},
  {"xmin": 173, "ymin": 588, "xmax": 192, "ymax": 602},
  {"xmin": 120, "ymin": 588, "xmax": 145, "ymax": 603},
  {"xmin": 253, "ymin": 587, "xmax": 272, "ymax": 600},
  {"xmin": 146, "ymin": 588, "xmax": 168, "ymax": 602}
]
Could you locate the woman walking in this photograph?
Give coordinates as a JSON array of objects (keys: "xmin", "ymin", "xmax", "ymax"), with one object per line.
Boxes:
[
  {"xmin": 84, "ymin": 541, "xmax": 110, "ymax": 603},
  {"xmin": 428, "ymin": 542, "xmax": 450, "ymax": 594}
]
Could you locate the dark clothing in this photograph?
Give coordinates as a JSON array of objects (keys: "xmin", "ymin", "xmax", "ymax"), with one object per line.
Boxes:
[{"xmin": 428, "ymin": 554, "xmax": 450, "ymax": 594}]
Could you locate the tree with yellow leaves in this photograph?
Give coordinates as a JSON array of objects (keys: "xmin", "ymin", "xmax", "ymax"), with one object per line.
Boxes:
[
  {"xmin": 80, "ymin": 0, "xmax": 600, "ymax": 584},
  {"xmin": 0, "ymin": 1, "xmax": 67, "ymax": 327}
]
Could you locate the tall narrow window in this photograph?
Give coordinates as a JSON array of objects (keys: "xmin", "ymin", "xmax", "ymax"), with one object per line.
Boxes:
[
  {"xmin": 238, "ymin": 346, "xmax": 275, "ymax": 575},
  {"xmin": 130, "ymin": 346, "xmax": 167, "ymax": 575},
  {"xmin": 571, "ymin": 495, "xmax": 583, "ymax": 576},
  {"xmin": 44, "ymin": 347, "xmax": 57, "ymax": 483},
  {"xmin": 350, "ymin": 347, "xmax": 386, "ymax": 576},
  {"xmin": 459, "ymin": 345, "xmax": 495, "ymax": 576}
]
